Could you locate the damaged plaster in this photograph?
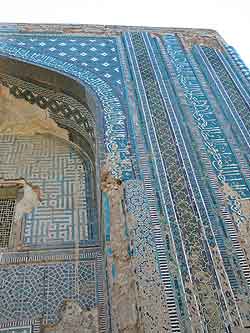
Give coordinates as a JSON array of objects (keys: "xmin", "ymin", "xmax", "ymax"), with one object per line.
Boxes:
[
  {"xmin": 0, "ymin": 178, "xmax": 41, "ymax": 250},
  {"xmin": 43, "ymin": 301, "xmax": 98, "ymax": 333},
  {"xmin": 15, "ymin": 181, "xmax": 41, "ymax": 221},
  {"xmin": 0, "ymin": 85, "xmax": 68, "ymax": 139},
  {"xmin": 101, "ymin": 162, "xmax": 142, "ymax": 333}
]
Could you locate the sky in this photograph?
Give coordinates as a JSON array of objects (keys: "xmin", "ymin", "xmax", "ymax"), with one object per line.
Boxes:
[{"xmin": 0, "ymin": 0, "xmax": 249, "ymax": 66}]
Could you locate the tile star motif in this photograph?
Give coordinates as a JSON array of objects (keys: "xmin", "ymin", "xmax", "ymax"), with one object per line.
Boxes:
[{"xmin": 0, "ymin": 35, "xmax": 124, "ymax": 92}]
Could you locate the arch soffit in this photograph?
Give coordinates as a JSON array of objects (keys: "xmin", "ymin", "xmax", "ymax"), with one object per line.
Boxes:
[
  {"xmin": 0, "ymin": 78, "xmax": 100, "ymax": 244},
  {"xmin": 0, "ymin": 70, "xmax": 97, "ymax": 167}
]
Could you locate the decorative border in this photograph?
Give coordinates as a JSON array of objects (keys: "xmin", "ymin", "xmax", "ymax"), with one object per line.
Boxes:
[
  {"xmin": 158, "ymin": 34, "xmax": 243, "ymax": 327},
  {"xmin": 125, "ymin": 31, "xmax": 245, "ymax": 331},
  {"xmin": 0, "ymin": 248, "xmax": 107, "ymax": 332},
  {"xmin": 125, "ymin": 31, "xmax": 189, "ymax": 332},
  {"xmin": 0, "ymin": 247, "xmax": 101, "ymax": 264}
]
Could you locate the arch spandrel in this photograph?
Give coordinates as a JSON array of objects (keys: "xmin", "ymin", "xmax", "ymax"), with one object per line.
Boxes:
[{"xmin": 0, "ymin": 38, "xmax": 133, "ymax": 180}]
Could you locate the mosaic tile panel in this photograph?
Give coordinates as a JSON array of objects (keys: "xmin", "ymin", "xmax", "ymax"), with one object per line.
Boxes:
[
  {"xmin": 0, "ymin": 134, "xmax": 97, "ymax": 247},
  {"xmin": 151, "ymin": 33, "xmax": 250, "ymax": 327},
  {"xmin": 125, "ymin": 31, "xmax": 241, "ymax": 331},
  {"xmin": 158, "ymin": 34, "xmax": 247, "ymax": 326},
  {"xmin": 185, "ymin": 44, "xmax": 250, "ymax": 326},
  {"xmin": 125, "ymin": 32, "xmax": 193, "ymax": 331},
  {"xmin": 125, "ymin": 180, "xmax": 172, "ymax": 332},
  {"xmin": 0, "ymin": 249, "xmax": 101, "ymax": 326},
  {"xmin": 0, "ymin": 35, "xmax": 123, "ymax": 91}
]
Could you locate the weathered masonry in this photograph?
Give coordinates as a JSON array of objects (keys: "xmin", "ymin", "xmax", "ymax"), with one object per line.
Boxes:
[{"xmin": 0, "ymin": 23, "xmax": 250, "ymax": 332}]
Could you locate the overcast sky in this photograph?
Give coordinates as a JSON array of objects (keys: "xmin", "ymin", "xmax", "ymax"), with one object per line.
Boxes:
[{"xmin": 0, "ymin": 0, "xmax": 249, "ymax": 66}]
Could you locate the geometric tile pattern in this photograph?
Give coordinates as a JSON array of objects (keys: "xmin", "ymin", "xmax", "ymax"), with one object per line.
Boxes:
[
  {"xmin": 0, "ymin": 258, "xmax": 96, "ymax": 324},
  {"xmin": 0, "ymin": 36, "xmax": 123, "ymax": 91},
  {"xmin": 161, "ymin": 36, "xmax": 250, "ymax": 329},
  {"xmin": 125, "ymin": 180, "xmax": 170, "ymax": 332},
  {"xmin": 0, "ymin": 134, "xmax": 97, "ymax": 247},
  {"xmin": 190, "ymin": 44, "xmax": 250, "ymax": 304}
]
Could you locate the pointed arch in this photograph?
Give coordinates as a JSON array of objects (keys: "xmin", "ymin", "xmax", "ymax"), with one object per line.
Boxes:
[
  {"xmin": 0, "ymin": 59, "xmax": 103, "ymax": 249},
  {"xmin": 0, "ymin": 44, "xmax": 132, "ymax": 179}
]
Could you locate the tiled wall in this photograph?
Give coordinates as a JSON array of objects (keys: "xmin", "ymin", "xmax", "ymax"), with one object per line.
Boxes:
[{"xmin": 0, "ymin": 134, "xmax": 91, "ymax": 247}]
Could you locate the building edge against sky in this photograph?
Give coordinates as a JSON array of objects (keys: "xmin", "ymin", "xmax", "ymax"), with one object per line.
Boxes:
[{"xmin": 0, "ymin": 23, "xmax": 250, "ymax": 332}]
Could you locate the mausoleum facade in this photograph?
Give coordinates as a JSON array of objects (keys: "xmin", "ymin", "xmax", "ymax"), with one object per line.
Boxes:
[{"xmin": 0, "ymin": 23, "xmax": 250, "ymax": 332}]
